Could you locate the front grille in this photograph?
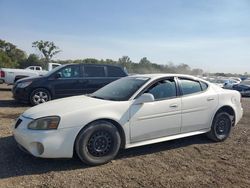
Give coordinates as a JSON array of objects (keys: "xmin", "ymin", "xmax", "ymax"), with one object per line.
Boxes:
[{"xmin": 15, "ymin": 119, "xmax": 22, "ymax": 129}]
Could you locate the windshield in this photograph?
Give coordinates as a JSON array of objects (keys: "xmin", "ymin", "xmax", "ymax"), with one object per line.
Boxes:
[
  {"xmin": 90, "ymin": 76, "xmax": 150, "ymax": 101},
  {"xmin": 43, "ymin": 64, "xmax": 66, "ymax": 77}
]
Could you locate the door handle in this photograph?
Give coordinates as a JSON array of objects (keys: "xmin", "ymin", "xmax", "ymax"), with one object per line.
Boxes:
[
  {"xmin": 169, "ymin": 104, "xmax": 178, "ymax": 108},
  {"xmin": 207, "ymin": 97, "xmax": 215, "ymax": 101}
]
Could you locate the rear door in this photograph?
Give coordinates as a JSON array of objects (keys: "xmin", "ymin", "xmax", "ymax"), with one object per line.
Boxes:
[
  {"xmin": 178, "ymin": 77, "xmax": 218, "ymax": 133},
  {"xmin": 49, "ymin": 64, "xmax": 84, "ymax": 98},
  {"xmin": 83, "ymin": 65, "xmax": 113, "ymax": 93}
]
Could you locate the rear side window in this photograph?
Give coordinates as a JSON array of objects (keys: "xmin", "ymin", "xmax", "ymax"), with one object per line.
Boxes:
[
  {"xmin": 84, "ymin": 65, "xmax": 105, "ymax": 77},
  {"xmin": 179, "ymin": 78, "xmax": 202, "ymax": 95},
  {"xmin": 200, "ymin": 81, "xmax": 208, "ymax": 91},
  {"xmin": 107, "ymin": 66, "xmax": 126, "ymax": 77},
  {"xmin": 35, "ymin": 67, "xmax": 40, "ymax": 70}
]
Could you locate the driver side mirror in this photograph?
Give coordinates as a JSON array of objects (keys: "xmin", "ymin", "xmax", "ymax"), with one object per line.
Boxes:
[{"xmin": 134, "ymin": 93, "xmax": 155, "ymax": 105}]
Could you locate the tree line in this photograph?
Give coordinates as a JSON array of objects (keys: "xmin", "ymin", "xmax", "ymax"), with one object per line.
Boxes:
[{"xmin": 0, "ymin": 39, "xmax": 244, "ymax": 76}]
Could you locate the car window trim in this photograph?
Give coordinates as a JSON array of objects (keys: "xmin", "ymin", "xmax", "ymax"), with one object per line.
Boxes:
[
  {"xmin": 83, "ymin": 64, "xmax": 107, "ymax": 78},
  {"xmin": 133, "ymin": 76, "xmax": 180, "ymax": 101},
  {"xmin": 107, "ymin": 66, "xmax": 126, "ymax": 77},
  {"xmin": 49, "ymin": 64, "xmax": 82, "ymax": 80},
  {"xmin": 199, "ymin": 80, "xmax": 209, "ymax": 91},
  {"xmin": 177, "ymin": 77, "xmax": 209, "ymax": 97}
]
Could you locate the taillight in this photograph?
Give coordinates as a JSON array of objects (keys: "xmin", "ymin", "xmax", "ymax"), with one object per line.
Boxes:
[{"xmin": 0, "ymin": 70, "xmax": 5, "ymax": 77}]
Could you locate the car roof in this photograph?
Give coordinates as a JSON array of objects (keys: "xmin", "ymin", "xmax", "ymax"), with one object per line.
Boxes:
[
  {"xmin": 128, "ymin": 73, "xmax": 203, "ymax": 81},
  {"xmin": 63, "ymin": 63, "xmax": 124, "ymax": 68}
]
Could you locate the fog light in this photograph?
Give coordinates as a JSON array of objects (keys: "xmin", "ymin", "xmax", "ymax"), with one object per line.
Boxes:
[{"xmin": 29, "ymin": 142, "xmax": 44, "ymax": 156}]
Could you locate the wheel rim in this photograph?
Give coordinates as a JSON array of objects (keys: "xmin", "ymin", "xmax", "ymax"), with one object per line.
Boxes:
[
  {"xmin": 32, "ymin": 91, "xmax": 49, "ymax": 105},
  {"xmin": 87, "ymin": 130, "xmax": 113, "ymax": 157},
  {"xmin": 215, "ymin": 115, "xmax": 231, "ymax": 137}
]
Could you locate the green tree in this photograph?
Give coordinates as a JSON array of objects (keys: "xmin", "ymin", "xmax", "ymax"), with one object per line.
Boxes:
[
  {"xmin": 32, "ymin": 40, "xmax": 61, "ymax": 64},
  {"xmin": 118, "ymin": 56, "xmax": 133, "ymax": 71},
  {"xmin": 118, "ymin": 56, "xmax": 132, "ymax": 64},
  {"xmin": 0, "ymin": 51, "xmax": 15, "ymax": 68},
  {"xmin": 191, "ymin": 68, "xmax": 203, "ymax": 75},
  {"xmin": 0, "ymin": 39, "xmax": 26, "ymax": 67},
  {"xmin": 176, "ymin": 63, "xmax": 191, "ymax": 74},
  {"xmin": 139, "ymin": 57, "xmax": 151, "ymax": 64},
  {"xmin": 81, "ymin": 58, "xmax": 100, "ymax": 64},
  {"xmin": 19, "ymin": 54, "xmax": 44, "ymax": 68}
]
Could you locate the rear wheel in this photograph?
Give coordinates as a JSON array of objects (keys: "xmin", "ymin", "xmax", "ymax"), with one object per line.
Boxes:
[
  {"xmin": 30, "ymin": 88, "xmax": 51, "ymax": 106},
  {"xmin": 75, "ymin": 121, "xmax": 121, "ymax": 166},
  {"xmin": 206, "ymin": 112, "xmax": 232, "ymax": 142}
]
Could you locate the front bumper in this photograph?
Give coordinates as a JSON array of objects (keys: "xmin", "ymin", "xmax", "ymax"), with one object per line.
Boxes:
[
  {"xmin": 12, "ymin": 86, "xmax": 30, "ymax": 102},
  {"xmin": 236, "ymin": 107, "xmax": 244, "ymax": 125},
  {"xmin": 13, "ymin": 116, "xmax": 81, "ymax": 158}
]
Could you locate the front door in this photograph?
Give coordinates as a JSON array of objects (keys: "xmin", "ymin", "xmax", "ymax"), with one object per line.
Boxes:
[
  {"xmin": 129, "ymin": 78, "xmax": 182, "ymax": 143},
  {"xmin": 83, "ymin": 65, "xmax": 113, "ymax": 94},
  {"xmin": 49, "ymin": 64, "xmax": 83, "ymax": 98}
]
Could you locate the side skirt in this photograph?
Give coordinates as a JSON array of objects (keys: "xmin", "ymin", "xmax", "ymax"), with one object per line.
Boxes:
[{"xmin": 125, "ymin": 129, "xmax": 210, "ymax": 149}]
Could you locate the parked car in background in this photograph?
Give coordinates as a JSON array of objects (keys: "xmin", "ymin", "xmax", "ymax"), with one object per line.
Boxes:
[
  {"xmin": 223, "ymin": 79, "xmax": 240, "ymax": 89},
  {"xmin": 229, "ymin": 77, "xmax": 242, "ymax": 83},
  {"xmin": 204, "ymin": 77, "xmax": 240, "ymax": 89},
  {"xmin": 12, "ymin": 63, "xmax": 128, "ymax": 105},
  {"xmin": 206, "ymin": 78, "xmax": 226, "ymax": 87},
  {"xmin": 13, "ymin": 74, "xmax": 243, "ymax": 165},
  {"xmin": 0, "ymin": 63, "xmax": 61, "ymax": 84},
  {"xmin": 232, "ymin": 79, "xmax": 250, "ymax": 97}
]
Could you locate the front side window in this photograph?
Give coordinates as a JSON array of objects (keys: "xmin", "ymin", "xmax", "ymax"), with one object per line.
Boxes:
[
  {"xmin": 179, "ymin": 78, "xmax": 202, "ymax": 95},
  {"xmin": 84, "ymin": 65, "xmax": 105, "ymax": 77},
  {"xmin": 57, "ymin": 65, "xmax": 80, "ymax": 78},
  {"xmin": 145, "ymin": 79, "xmax": 177, "ymax": 100}
]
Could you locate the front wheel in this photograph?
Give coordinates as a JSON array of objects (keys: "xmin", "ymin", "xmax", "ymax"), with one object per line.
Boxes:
[
  {"xmin": 30, "ymin": 88, "xmax": 51, "ymax": 106},
  {"xmin": 75, "ymin": 121, "xmax": 121, "ymax": 166},
  {"xmin": 206, "ymin": 112, "xmax": 232, "ymax": 142}
]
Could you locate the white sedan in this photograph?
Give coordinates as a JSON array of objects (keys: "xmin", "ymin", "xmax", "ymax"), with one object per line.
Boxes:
[{"xmin": 13, "ymin": 74, "xmax": 243, "ymax": 165}]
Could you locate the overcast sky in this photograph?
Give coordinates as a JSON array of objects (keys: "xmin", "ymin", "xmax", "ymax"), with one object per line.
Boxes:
[{"xmin": 1, "ymin": 0, "xmax": 250, "ymax": 73}]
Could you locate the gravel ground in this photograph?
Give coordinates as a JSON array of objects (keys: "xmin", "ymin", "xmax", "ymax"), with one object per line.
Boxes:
[{"xmin": 0, "ymin": 84, "xmax": 249, "ymax": 188}]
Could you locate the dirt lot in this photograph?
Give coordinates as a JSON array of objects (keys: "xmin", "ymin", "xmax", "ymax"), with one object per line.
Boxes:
[{"xmin": 0, "ymin": 84, "xmax": 249, "ymax": 188}]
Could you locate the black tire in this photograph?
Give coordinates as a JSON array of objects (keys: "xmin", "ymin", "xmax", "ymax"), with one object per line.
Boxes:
[
  {"xmin": 75, "ymin": 121, "xmax": 121, "ymax": 166},
  {"xmin": 30, "ymin": 88, "xmax": 51, "ymax": 106},
  {"xmin": 206, "ymin": 112, "xmax": 232, "ymax": 142}
]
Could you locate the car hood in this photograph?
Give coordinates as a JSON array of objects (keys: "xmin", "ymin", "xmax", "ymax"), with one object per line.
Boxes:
[
  {"xmin": 16, "ymin": 75, "xmax": 45, "ymax": 83},
  {"xmin": 22, "ymin": 95, "xmax": 114, "ymax": 119}
]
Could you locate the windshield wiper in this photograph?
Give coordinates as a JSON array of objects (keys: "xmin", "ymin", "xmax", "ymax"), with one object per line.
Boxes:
[
  {"xmin": 87, "ymin": 94, "xmax": 120, "ymax": 101},
  {"xmin": 89, "ymin": 95, "xmax": 106, "ymax": 100}
]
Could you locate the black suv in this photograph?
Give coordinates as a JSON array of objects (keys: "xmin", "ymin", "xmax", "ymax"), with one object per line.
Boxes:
[{"xmin": 13, "ymin": 64, "xmax": 128, "ymax": 105}]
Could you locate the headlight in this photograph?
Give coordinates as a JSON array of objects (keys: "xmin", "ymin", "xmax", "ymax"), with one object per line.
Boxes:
[
  {"xmin": 28, "ymin": 116, "xmax": 60, "ymax": 130},
  {"xmin": 17, "ymin": 81, "xmax": 32, "ymax": 88}
]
